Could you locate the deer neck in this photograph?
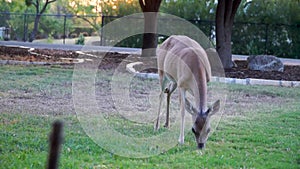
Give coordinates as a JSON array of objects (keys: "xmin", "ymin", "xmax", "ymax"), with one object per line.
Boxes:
[{"xmin": 194, "ymin": 71, "xmax": 208, "ymax": 114}]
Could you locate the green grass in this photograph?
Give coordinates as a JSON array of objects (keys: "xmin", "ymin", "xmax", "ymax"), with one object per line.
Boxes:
[
  {"xmin": 0, "ymin": 65, "xmax": 73, "ymax": 96},
  {"xmin": 0, "ymin": 65, "xmax": 299, "ymax": 168}
]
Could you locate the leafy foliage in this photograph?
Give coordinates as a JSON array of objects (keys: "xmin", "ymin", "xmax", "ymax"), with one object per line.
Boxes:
[
  {"xmin": 75, "ymin": 33, "xmax": 84, "ymax": 45},
  {"xmin": 233, "ymin": 0, "xmax": 300, "ymax": 58},
  {"xmin": 161, "ymin": 0, "xmax": 216, "ymax": 20},
  {"xmin": 25, "ymin": 0, "xmax": 33, "ymax": 6},
  {"xmin": 159, "ymin": 0, "xmax": 300, "ymax": 59}
]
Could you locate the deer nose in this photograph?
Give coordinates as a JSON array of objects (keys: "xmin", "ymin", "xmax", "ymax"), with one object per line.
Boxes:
[{"xmin": 198, "ymin": 143, "xmax": 205, "ymax": 149}]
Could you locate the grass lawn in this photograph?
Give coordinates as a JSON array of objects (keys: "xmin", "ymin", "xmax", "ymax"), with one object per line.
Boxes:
[{"xmin": 0, "ymin": 65, "xmax": 299, "ymax": 168}]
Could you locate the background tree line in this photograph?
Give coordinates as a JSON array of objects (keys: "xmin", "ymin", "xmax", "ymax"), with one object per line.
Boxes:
[{"xmin": 0, "ymin": 0, "xmax": 299, "ymax": 60}]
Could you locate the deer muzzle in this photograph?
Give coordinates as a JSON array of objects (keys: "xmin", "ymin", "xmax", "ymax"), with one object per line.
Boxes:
[{"xmin": 198, "ymin": 143, "xmax": 205, "ymax": 149}]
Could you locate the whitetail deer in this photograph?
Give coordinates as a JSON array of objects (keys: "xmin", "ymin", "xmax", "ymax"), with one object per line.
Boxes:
[{"xmin": 155, "ymin": 35, "xmax": 220, "ymax": 149}]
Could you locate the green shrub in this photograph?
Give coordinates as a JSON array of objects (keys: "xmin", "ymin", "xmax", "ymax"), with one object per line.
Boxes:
[
  {"xmin": 46, "ymin": 33, "xmax": 54, "ymax": 44},
  {"xmin": 75, "ymin": 34, "xmax": 85, "ymax": 45}
]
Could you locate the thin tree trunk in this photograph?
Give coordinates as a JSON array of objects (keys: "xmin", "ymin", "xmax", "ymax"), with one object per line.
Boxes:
[
  {"xmin": 28, "ymin": 0, "xmax": 56, "ymax": 42},
  {"xmin": 29, "ymin": 14, "xmax": 41, "ymax": 42},
  {"xmin": 47, "ymin": 120, "xmax": 63, "ymax": 169}
]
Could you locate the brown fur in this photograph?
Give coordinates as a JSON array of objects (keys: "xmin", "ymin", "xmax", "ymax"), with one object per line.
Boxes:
[{"xmin": 155, "ymin": 35, "xmax": 220, "ymax": 149}]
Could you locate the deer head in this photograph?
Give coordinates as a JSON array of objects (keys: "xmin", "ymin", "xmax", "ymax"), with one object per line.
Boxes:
[{"xmin": 187, "ymin": 99, "xmax": 220, "ymax": 149}]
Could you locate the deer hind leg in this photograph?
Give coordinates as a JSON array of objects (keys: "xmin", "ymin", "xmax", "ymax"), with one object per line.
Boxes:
[{"xmin": 164, "ymin": 82, "xmax": 177, "ymax": 128}]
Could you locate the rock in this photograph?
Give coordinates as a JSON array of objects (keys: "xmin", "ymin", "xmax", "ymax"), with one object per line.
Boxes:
[{"xmin": 247, "ymin": 55, "xmax": 284, "ymax": 72}]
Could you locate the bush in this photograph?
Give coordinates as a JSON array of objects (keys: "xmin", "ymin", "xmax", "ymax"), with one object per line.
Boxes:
[
  {"xmin": 75, "ymin": 34, "xmax": 85, "ymax": 45},
  {"xmin": 47, "ymin": 33, "xmax": 54, "ymax": 44}
]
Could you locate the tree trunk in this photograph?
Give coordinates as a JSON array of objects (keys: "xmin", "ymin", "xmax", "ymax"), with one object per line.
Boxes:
[
  {"xmin": 139, "ymin": 0, "xmax": 162, "ymax": 57},
  {"xmin": 216, "ymin": 0, "xmax": 241, "ymax": 68},
  {"xmin": 141, "ymin": 12, "xmax": 158, "ymax": 57},
  {"xmin": 216, "ymin": 13, "xmax": 234, "ymax": 68},
  {"xmin": 29, "ymin": 14, "xmax": 41, "ymax": 42},
  {"xmin": 28, "ymin": 0, "xmax": 56, "ymax": 42},
  {"xmin": 217, "ymin": 40, "xmax": 233, "ymax": 68}
]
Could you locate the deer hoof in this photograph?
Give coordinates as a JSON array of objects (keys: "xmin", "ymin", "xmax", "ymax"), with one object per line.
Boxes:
[
  {"xmin": 154, "ymin": 123, "xmax": 160, "ymax": 131},
  {"xmin": 178, "ymin": 139, "xmax": 184, "ymax": 145}
]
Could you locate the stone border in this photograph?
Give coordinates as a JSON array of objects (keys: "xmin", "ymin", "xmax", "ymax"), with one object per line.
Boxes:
[{"xmin": 126, "ymin": 62, "xmax": 300, "ymax": 88}]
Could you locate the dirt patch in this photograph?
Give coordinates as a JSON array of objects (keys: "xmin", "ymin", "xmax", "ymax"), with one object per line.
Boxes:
[
  {"xmin": 225, "ymin": 60, "xmax": 300, "ymax": 81},
  {"xmin": 98, "ymin": 52, "xmax": 130, "ymax": 69},
  {"xmin": 136, "ymin": 60, "xmax": 300, "ymax": 81},
  {"xmin": 0, "ymin": 46, "xmax": 78, "ymax": 63}
]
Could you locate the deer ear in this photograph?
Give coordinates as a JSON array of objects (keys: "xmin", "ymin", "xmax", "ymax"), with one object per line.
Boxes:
[
  {"xmin": 185, "ymin": 98, "xmax": 198, "ymax": 115},
  {"xmin": 207, "ymin": 100, "xmax": 220, "ymax": 117}
]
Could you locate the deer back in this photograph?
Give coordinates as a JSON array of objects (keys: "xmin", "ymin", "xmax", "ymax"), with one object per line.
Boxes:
[{"xmin": 157, "ymin": 35, "xmax": 211, "ymax": 85}]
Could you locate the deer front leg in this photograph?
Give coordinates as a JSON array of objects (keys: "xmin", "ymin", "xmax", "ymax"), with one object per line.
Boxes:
[
  {"xmin": 164, "ymin": 82, "xmax": 177, "ymax": 128},
  {"xmin": 164, "ymin": 92, "xmax": 171, "ymax": 128},
  {"xmin": 155, "ymin": 90, "xmax": 164, "ymax": 131},
  {"xmin": 178, "ymin": 88, "xmax": 186, "ymax": 144}
]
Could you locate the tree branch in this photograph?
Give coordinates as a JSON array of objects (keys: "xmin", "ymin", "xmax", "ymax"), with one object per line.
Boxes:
[
  {"xmin": 155, "ymin": 0, "xmax": 162, "ymax": 11},
  {"xmin": 139, "ymin": 0, "xmax": 162, "ymax": 12},
  {"xmin": 216, "ymin": 0, "xmax": 225, "ymax": 25},
  {"xmin": 76, "ymin": 15, "xmax": 100, "ymax": 30},
  {"xmin": 224, "ymin": 0, "xmax": 233, "ymax": 26},
  {"xmin": 32, "ymin": 1, "xmax": 38, "ymax": 8},
  {"xmin": 230, "ymin": 0, "xmax": 242, "ymax": 21},
  {"xmin": 139, "ymin": 0, "xmax": 146, "ymax": 11},
  {"xmin": 34, "ymin": 0, "xmax": 39, "ymax": 13},
  {"xmin": 40, "ymin": 0, "xmax": 56, "ymax": 14},
  {"xmin": 216, "ymin": 0, "xmax": 225, "ymax": 41}
]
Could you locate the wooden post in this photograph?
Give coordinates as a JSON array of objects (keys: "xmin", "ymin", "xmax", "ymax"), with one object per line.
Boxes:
[{"xmin": 47, "ymin": 120, "xmax": 63, "ymax": 169}]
